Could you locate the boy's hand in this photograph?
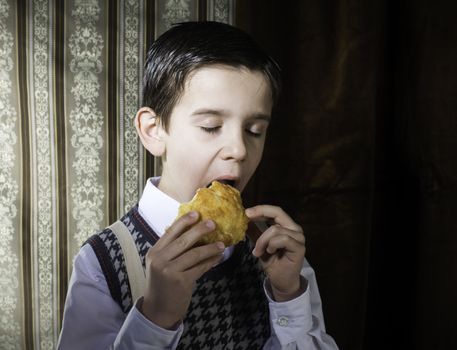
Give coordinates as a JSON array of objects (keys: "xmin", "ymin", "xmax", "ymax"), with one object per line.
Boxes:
[
  {"xmin": 246, "ymin": 205, "xmax": 306, "ymax": 302},
  {"xmin": 141, "ymin": 211, "xmax": 225, "ymax": 329}
]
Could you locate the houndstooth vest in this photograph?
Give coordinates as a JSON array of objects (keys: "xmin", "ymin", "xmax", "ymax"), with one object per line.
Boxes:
[{"xmin": 86, "ymin": 205, "xmax": 271, "ymax": 349}]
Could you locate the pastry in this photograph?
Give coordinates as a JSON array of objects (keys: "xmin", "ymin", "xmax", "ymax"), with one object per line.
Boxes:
[{"xmin": 177, "ymin": 181, "xmax": 249, "ymax": 246}]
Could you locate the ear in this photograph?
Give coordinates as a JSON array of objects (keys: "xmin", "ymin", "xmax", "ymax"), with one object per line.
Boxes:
[{"xmin": 135, "ymin": 107, "xmax": 166, "ymax": 157}]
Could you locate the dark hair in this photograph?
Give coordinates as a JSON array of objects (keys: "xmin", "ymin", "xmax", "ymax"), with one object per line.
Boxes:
[{"xmin": 142, "ymin": 21, "xmax": 281, "ymax": 131}]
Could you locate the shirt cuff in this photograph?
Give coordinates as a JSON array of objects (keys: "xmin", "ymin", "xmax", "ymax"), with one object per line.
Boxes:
[
  {"xmin": 264, "ymin": 276, "xmax": 313, "ymax": 347},
  {"xmin": 114, "ymin": 298, "xmax": 183, "ymax": 350}
]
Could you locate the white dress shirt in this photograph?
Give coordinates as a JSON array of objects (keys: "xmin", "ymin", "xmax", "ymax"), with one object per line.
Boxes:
[{"xmin": 57, "ymin": 177, "xmax": 338, "ymax": 350}]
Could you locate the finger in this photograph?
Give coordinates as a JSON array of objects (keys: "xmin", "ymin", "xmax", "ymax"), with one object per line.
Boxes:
[
  {"xmin": 155, "ymin": 211, "xmax": 200, "ymax": 249},
  {"xmin": 262, "ymin": 234, "xmax": 305, "ymax": 257},
  {"xmin": 253, "ymin": 225, "xmax": 305, "ymax": 257},
  {"xmin": 173, "ymin": 242, "xmax": 225, "ymax": 272},
  {"xmin": 245, "ymin": 205, "xmax": 303, "ymax": 232},
  {"xmin": 183, "ymin": 253, "xmax": 225, "ymax": 281},
  {"xmin": 164, "ymin": 219, "xmax": 217, "ymax": 261}
]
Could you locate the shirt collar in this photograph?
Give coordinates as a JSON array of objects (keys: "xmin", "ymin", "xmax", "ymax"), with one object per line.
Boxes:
[{"xmin": 137, "ymin": 177, "xmax": 179, "ymax": 237}]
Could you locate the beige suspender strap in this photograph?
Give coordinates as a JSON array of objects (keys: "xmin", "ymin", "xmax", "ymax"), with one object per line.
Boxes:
[{"xmin": 109, "ymin": 220, "xmax": 146, "ymax": 302}]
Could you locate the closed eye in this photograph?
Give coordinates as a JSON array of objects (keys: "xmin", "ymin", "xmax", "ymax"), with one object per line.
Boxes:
[
  {"xmin": 200, "ymin": 126, "xmax": 221, "ymax": 134},
  {"xmin": 246, "ymin": 129, "xmax": 263, "ymax": 138},
  {"xmin": 246, "ymin": 123, "xmax": 268, "ymax": 138}
]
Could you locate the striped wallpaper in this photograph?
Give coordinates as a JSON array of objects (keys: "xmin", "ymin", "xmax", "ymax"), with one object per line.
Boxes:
[{"xmin": 0, "ymin": 0, "xmax": 234, "ymax": 349}]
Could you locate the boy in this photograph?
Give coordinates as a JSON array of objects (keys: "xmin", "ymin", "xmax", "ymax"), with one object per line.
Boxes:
[{"xmin": 58, "ymin": 21, "xmax": 338, "ymax": 349}]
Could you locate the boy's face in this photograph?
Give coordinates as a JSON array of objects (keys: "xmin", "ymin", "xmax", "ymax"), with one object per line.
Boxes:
[{"xmin": 157, "ymin": 65, "xmax": 273, "ymax": 203}]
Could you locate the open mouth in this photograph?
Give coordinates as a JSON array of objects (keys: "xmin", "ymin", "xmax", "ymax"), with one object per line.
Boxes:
[{"xmin": 207, "ymin": 179, "xmax": 236, "ymax": 188}]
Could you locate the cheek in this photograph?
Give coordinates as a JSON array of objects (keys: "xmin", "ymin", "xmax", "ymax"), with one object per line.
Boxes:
[
  {"xmin": 169, "ymin": 139, "xmax": 207, "ymax": 174},
  {"xmin": 240, "ymin": 144, "xmax": 264, "ymax": 190},
  {"xmin": 249, "ymin": 140, "xmax": 265, "ymax": 167}
]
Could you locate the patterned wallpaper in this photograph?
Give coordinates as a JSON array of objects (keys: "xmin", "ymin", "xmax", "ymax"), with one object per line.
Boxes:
[{"xmin": 0, "ymin": 0, "xmax": 234, "ymax": 349}]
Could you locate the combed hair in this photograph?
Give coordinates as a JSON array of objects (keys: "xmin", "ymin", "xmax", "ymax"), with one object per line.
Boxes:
[{"xmin": 142, "ymin": 21, "xmax": 282, "ymax": 130}]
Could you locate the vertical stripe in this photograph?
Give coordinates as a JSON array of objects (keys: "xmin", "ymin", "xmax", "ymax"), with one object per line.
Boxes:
[
  {"xmin": 198, "ymin": 0, "xmax": 207, "ymax": 21},
  {"xmin": 17, "ymin": 0, "xmax": 34, "ymax": 346},
  {"xmin": 138, "ymin": 0, "xmax": 145, "ymax": 195},
  {"xmin": 47, "ymin": 1, "xmax": 59, "ymax": 344},
  {"xmin": 107, "ymin": 0, "xmax": 119, "ymax": 224},
  {"xmin": 28, "ymin": 0, "xmax": 57, "ymax": 348},
  {"xmin": 0, "ymin": 0, "xmax": 22, "ymax": 348},
  {"xmin": 119, "ymin": 0, "xmax": 125, "ymax": 215},
  {"xmin": 122, "ymin": 0, "xmax": 143, "ymax": 213},
  {"xmin": 144, "ymin": 0, "xmax": 155, "ymax": 68},
  {"xmin": 53, "ymin": 0, "xmax": 68, "ymax": 328},
  {"xmin": 26, "ymin": 1, "xmax": 39, "ymax": 346},
  {"xmin": 28, "ymin": 0, "xmax": 39, "ymax": 348},
  {"xmin": 144, "ymin": 0, "xmax": 156, "ymax": 180},
  {"xmin": 67, "ymin": 0, "xmax": 105, "ymax": 250}
]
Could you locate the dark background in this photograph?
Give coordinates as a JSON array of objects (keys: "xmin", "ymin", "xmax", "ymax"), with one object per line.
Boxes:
[{"xmin": 237, "ymin": 1, "xmax": 457, "ymax": 349}]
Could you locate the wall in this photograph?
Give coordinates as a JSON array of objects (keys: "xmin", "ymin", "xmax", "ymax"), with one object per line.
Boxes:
[{"xmin": 0, "ymin": 1, "xmax": 234, "ymax": 349}]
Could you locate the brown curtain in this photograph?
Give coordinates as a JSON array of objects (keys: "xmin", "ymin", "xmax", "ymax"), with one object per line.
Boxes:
[{"xmin": 237, "ymin": 1, "xmax": 457, "ymax": 350}]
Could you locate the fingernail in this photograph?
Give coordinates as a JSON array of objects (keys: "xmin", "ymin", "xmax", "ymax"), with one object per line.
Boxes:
[
  {"xmin": 189, "ymin": 211, "xmax": 198, "ymax": 218},
  {"xmin": 245, "ymin": 208, "xmax": 253, "ymax": 216},
  {"xmin": 206, "ymin": 220, "xmax": 215, "ymax": 229},
  {"xmin": 216, "ymin": 242, "xmax": 225, "ymax": 250}
]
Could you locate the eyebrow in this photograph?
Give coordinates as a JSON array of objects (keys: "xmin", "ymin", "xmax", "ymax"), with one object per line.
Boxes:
[{"xmin": 190, "ymin": 108, "xmax": 271, "ymax": 122}]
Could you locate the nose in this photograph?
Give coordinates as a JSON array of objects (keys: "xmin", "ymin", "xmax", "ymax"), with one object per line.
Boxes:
[{"xmin": 221, "ymin": 131, "xmax": 247, "ymax": 161}]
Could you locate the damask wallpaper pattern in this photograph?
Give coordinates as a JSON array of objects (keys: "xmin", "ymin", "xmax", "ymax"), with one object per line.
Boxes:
[{"xmin": 0, "ymin": 0, "xmax": 234, "ymax": 349}]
